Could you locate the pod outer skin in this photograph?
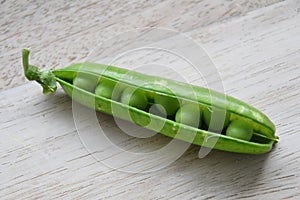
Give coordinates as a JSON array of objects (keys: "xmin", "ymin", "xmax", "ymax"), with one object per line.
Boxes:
[
  {"xmin": 52, "ymin": 63, "xmax": 276, "ymax": 154},
  {"xmin": 53, "ymin": 63, "xmax": 276, "ymax": 138}
]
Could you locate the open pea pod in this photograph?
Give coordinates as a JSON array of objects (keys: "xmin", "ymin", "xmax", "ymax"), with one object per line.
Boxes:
[{"xmin": 22, "ymin": 48, "xmax": 278, "ymax": 154}]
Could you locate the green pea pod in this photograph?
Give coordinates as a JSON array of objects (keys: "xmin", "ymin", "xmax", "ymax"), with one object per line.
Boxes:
[{"xmin": 22, "ymin": 48, "xmax": 278, "ymax": 154}]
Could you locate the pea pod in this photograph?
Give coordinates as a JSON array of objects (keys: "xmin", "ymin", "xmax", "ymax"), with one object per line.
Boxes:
[{"xmin": 22, "ymin": 49, "xmax": 278, "ymax": 154}]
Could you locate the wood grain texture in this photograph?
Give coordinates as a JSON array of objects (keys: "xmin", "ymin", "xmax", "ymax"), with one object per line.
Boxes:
[
  {"xmin": 1, "ymin": 0, "xmax": 300, "ymax": 199},
  {"xmin": 0, "ymin": 0, "xmax": 283, "ymax": 90}
]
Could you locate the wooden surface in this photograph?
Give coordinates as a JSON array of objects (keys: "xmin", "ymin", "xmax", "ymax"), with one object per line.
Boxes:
[{"xmin": 1, "ymin": 0, "xmax": 300, "ymax": 199}]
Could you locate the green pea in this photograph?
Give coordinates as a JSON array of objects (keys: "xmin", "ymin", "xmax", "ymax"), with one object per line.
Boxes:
[
  {"xmin": 175, "ymin": 104, "xmax": 202, "ymax": 128},
  {"xmin": 95, "ymin": 78, "xmax": 123, "ymax": 101},
  {"xmin": 121, "ymin": 87, "xmax": 148, "ymax": 110},
  {"xmin": 226, "ymin": 120, "xmax": 253, "ymax": 141},
  {"xmin": 73, "ymin": 73, "xmax": 97, "ymax": 92},
  {"xmin": 154, "ymin": 94, "xmax": 180, "ymax": 117},
  {"xmin": 203, "ymin": 107, "xmax": 230, "ymax": 131},
  {"xmin": 95, "ymin": 83, "xmax": 113, "ymax": 99}
]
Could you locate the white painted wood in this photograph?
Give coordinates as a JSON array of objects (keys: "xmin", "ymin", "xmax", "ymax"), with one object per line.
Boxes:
[
  {"xmin": 0, "ymin": 0, "xmax": 283, "ymax": 90},
  {"xmin": 1, "ymin": 0, "xmax": 300, "ymax": 199}
]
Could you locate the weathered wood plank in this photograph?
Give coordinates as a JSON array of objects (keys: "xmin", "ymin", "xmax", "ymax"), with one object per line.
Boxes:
[{"xmin": 0, "ymin": 0, "xmax": 283, "ymax": 90}]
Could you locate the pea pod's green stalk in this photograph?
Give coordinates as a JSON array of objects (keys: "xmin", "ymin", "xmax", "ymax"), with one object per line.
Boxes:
[
  {"xmin": 22, "ymin": 49, "xmax": 57, "ymax": 95},
  {"xmin": 22, "ymin": 48, "xmax": 278, "ymax": 154}
]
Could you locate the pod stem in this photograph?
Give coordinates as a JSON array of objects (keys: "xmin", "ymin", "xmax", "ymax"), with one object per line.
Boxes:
[{"xmin": 22, "ymin": 48, "xmax": 57, "ymax": 95}]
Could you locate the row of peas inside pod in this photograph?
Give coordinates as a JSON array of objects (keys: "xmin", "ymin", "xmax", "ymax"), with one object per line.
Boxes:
[{"xmin": 73, "ymin": 73, "xmax": 254, "ymax": 142}]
